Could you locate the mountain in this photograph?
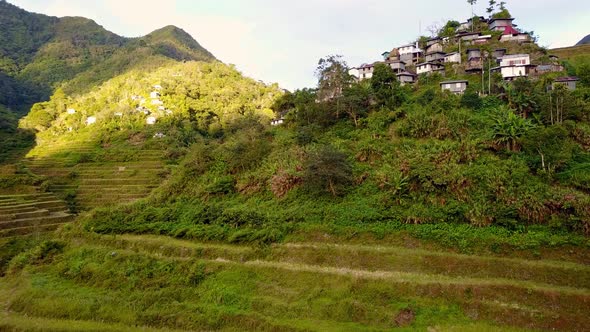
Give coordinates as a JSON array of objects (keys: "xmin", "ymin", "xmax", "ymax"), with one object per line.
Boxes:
[
  {"xmin": 576, "ymin": 34, "xmax": 590, "ymax": 46},
  {"xmin": 0, "ymin": 0, "xmax": 215, "ymax": 115}
]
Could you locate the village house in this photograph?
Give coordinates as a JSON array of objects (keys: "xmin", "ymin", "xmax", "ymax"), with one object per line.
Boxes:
[
  {"xmin": 492, "ymin": 54, "xmax": 536, "ymax": 80},
  {"xmin": 440, "ymin": 80, "xmax": 469, "ymax": 95},
  {"xmin": 416, "ymin": 61, "xmax": 445, "ymax": 75},
  {"xmin": 473, "ymin": 35, "xmax": 492, "ymax": 45},
  {"xmin": 492, "ymin": 49, "xmax": 507, "ymax": 62},
  {"xmin": 425, "ymin": 51, "xmax": 446, "ymax": 63},
  {"xmin": 150, "ymin": 91, "xmax": 160, "ymax": 99},
  {"xmin": 488, "ymin": 18, "xmax": 515, "ymax": 32},
  {"xmin": 398, "ymin": 43, "xmax": 423, "ymax": 65},
  {"xmin": 386, "ymin": 60, "xmax": 406, "ymax": 74},
  {"xmin": 348, "ymin": 67, "xmax": 360, "ymax": 80},
  {"xmin": 151, "ymin": 99, "xmax": 164, "ymax": 105},
  {"xmin": 397, "ymin": 71, "xmax": 417, "ymax": 85},
  {"xmin": 465, "ymin": 49, "xmax": 483, "ymax": 72},
  {"xmin": 357, "ymin": 63, "xmax": 376, "ymax": 80},
  {"xmin": 67, "ymin": 108, "xmax": 76, "ymax": 115},
  {"xmin": 444, "ymin": 52, "xmax": 461, "ymax": 64},
  {"xmin": 425, "ymin": 39, "xmax": 444, "ymax": 54},
  {"xmin": 553, "ymin": 77, "xmax": 579, "ymax": 91},
  {"xmin": 456, "ymin": 32, "xmax": 481, "ymax": 43},
  {"xmin": 146, "ymin": 116, "xmax": 157, "ymax": 125},
  {"xmin": 86, "ymin": 116, "xmax": 96, "ymax": 125},
  {"xmin": 499, "ymin": 26, "xmax": 531, "ymax": 43}
]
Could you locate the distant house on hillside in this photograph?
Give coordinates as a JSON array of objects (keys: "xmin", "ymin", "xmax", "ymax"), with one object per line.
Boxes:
[
  {"xmin": 386, "ymin": 60, "xmax": 406, "ymax": 74},
  {"xmin": 492, "ymin": 54, "xmax": 536, "ymax": 80},
  {"xmin": 398, "ymin": 43, "xmax": 423, "ymax": 65},
  {"xmin": 416, "ymin": 61, "xmax": 445, "ymax": 75},
  {"xmin": 473, "ymin": 35, "xmax": 492, "ymax": 45},
  {"xmin": 499, "ymin": 26, "xmax": 531, "ymax": 43},
  {"xmin": 86, "ymin": 116, "xmax": 96, "ymax": 125},
  {"xmin": 444, "ymin": 52, "xmax": 461, "ymax": 64},
  {"xmin": 425, "ymin": 39, "xmax": 444, "ymax": 54},
  {"xmin": 492, "ymin": 49, "xmax": 507, "ymax": 62},
  {"xmin": 489, "ymin": 18, "xmax": 515, "ymax": 32},
  {"xmin": 553, "ymin": 77, "xmax": 579, "ymax": 90},
  {"xmin": 357, "ymin": 63, "xmax": 376, "ymax": 80},
  {"xmin": 397, "ymin": 71, "xmax": 417, "ymax": 85},
  {"xmin": 150, "ymin": 91, "xmax": 160, "ymax": 99},
  {"xmin": 425, "ymin": 51, "xmax": 446, "ymax": 63},
  {"xmin": 465, "ymin": 49, "xmax": 483, "ymax": 72},
  {"xmin": 440, "ymin": 80, "xmax": 469, "ymax": 95},
  {"xmin": 456, "ymin": 32, "xmax": 481, "ymax": 43},
  {"xmin": 271, "ymin": 118, "xmax": 285, "ymax": 126},
  {"xmin": 146, "ymin": 116, "xmax": 157, "ymax": 125},
  {"xmin": 67, "ymin": 108, "xmax": 76, "ymax": 115},
  {"xmin": 349, "ymin": 67, "xmax": 360, "ymax": 80}
]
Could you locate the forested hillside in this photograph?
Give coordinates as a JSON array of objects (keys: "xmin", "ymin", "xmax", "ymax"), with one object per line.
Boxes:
[{"xmin": 0, "ymin": 0, "xmax": 214, "ymax": 124}]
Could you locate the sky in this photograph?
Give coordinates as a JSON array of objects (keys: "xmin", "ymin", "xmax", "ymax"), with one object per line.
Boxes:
[{"xmin": 9, "ymin": 0, "xmax": 590, "ymax": 90}]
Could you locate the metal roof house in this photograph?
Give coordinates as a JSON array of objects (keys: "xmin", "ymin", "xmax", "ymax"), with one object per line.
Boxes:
[
  {"xmin": 444, "ymin": 52, "xmax": 461, "ymax": 64},
  {"xmin": 416, "ymin": 61, "xmax": 445, "ymax": 75},
  {"xmin": 489, "ymin": 18, "xmax": 515, "ymax": 32},
  {"xmin": 553, "ymin": 77, "xmax": 579, "ymax": 91},
  {"xmin": 397, "ymin": 71, "xmax": 417, "ymax": 85},
  {"xmin": 440, "ymin": 80, "xmax": 469, "ymax": 95},
  {"xmin": 492, "ymin": 54, "xmax": 536, "ymax": 80}
]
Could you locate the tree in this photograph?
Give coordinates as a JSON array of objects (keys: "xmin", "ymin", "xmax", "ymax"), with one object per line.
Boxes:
[
  {"xmin": 316, "ymin": 55, "xmax": 352, "ymax": 118},
  {"xmin": 303, "ymin": 145, "xmax": 352, "ymax": 197},
  {"xmin": 487, "ymin": 0, "xmax": 497, "ymax": 15},
  {"xmin": 370, "ymin": 63, "xmax": 405, "ymax": 109},
  {"xmin": 342, "ymin": 81, "xmax": 372, "ymax": 127},
  {"xmin": 439, "ymin": 20, "xmax": 461, "ymax": 38},
  {"xmin": 491, "ymin": 106, "xmax": 535, "ymax": 152}
]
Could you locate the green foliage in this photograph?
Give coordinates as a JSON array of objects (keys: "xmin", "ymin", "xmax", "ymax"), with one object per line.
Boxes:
[
  {"xmin": 490, "ymin": 106, "xmax": 535, "ymax": 151},
  {"xmin": 303, "ymin": 145, "xmax": 353, "ymax": 197}
]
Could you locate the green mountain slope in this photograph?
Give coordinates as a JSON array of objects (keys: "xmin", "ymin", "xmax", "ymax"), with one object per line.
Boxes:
[{"xmin": 0, "ymin": 0, "xmax": 215, "ymax": 116}]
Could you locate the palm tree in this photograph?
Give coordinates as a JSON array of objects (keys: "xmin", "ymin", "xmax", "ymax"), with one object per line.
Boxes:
[{"xmin": 491, "ymin": 106, "xmax": 535, "ymax": 151}]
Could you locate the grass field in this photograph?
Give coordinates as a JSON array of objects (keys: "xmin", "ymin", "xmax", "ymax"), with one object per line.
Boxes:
[{"xmin": 0, "ymin": 225, "xmax": 588, "ymax": 331}]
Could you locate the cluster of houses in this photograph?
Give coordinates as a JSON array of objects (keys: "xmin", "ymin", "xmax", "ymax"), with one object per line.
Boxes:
[
  {"xmin": 64, "ymin": 84, "xmax": 176, "ymax": 129},
  {"xmin": 348, "ymin": 15, "xmax": 578, "ymax": 95}
]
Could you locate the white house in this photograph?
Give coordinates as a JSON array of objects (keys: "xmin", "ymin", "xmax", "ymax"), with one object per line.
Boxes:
[
  {"xmin": 444, "ymin": 52, "xmax": 461, "ymax": 64},
  {"xmin": 86, "ymin": 116, "xmax": 96, "ymax": 125},
  {"xmin": 398, "ymin": 43, "xmax": 423, "ymax": 65},
  {"xmin": 493, "ymin": 54, "xmax": 535, "ymax": 80},
  {"xmin": 67, "ymin": 108, "xmax": 76, "ymax": 115},
  {"xmin": 398, "ymin": 43, "xmax": 422, "ymax": 55},
  {"xmin": 114, "ymin": 112, "xmax": 123, "ymax": 117},
  {"xmin": 151, "ymin": 99, "xmax": 164, "ymax": 106},
  {"xmin": 150, "ymin": 91, "xmax": 161, "ymax": 99},
  {"xmin": 348, "ymin": 67, "xmax": 360, "ymax": 80},
  {"xmin": 416, "ymin": 62, "xmax": 445, "ymax": 75},
  {"xmin": 146, "ymin": 116, "xmax": 157, "ymax": 125},
  {"xmin": 357, "ymin": 63, "xmax": 376, "ymax": 81}
]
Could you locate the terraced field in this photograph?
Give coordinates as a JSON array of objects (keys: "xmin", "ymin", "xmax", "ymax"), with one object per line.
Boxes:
[
  {"xmin": 2, "ymin": 233, "xmax": 588, "ymax": 331},
  {"xmin": 23, "ymin": 140, "xmax": 168, "ymax": 210},
  {"xmin": 0, "ymin": 193, "xmax": 73, "ymax": 237}
]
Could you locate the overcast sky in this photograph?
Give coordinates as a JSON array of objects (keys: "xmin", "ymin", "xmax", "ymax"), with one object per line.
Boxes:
[{"xmin": 10, "ymin": 0, "xmax": 590, "ymax": 90}]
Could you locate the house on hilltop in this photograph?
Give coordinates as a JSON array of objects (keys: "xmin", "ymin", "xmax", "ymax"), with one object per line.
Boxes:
[
  {"xmin": 489, "ymin": 18, "xmax": 515, "ymax": 32},
  {"xmin": 499, "ymin": 26, "xmax": 531, "ymax": 43},
  {"xmin": 357, "ymin": 63, "xmax": 376, "ymax": 80}
]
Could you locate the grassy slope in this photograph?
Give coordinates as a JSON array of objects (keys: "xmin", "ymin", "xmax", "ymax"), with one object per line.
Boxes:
[
  {"xmin": 0, "ymin": 228, "xmax": 587, "ymax": 331},
  {"xmin": 549, "ymin": 44, "xmax": 590, "ymax": 60}
]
